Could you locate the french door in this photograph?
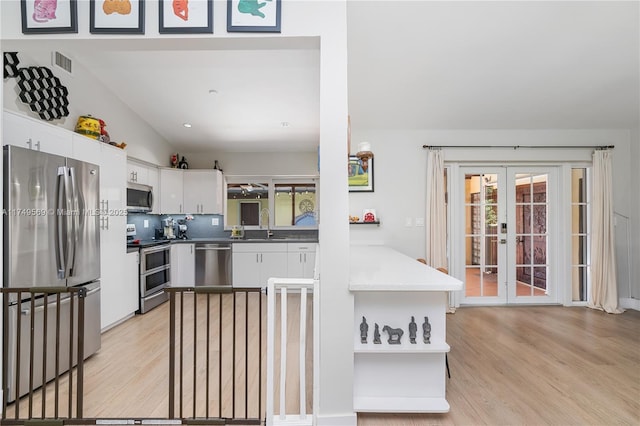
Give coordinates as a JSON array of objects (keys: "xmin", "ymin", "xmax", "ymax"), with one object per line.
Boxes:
[{"xmin": 460, "ymin": 166, "xmax": 557, "ymax": 305}]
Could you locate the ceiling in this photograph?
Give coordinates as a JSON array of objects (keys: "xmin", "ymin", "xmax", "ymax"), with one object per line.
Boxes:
[{"xmin": 5, "ymin": 1, "xmax": 639, "ymax": 153}]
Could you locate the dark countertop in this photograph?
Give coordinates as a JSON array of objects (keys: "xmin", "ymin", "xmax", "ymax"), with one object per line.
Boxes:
[
  {"xmin": 127, "ymin": 237, "xmax": 318, "ymax": 248},
  {"xmin": 171, "ymin": 237, "xmax": 319, "ymax": 244}
]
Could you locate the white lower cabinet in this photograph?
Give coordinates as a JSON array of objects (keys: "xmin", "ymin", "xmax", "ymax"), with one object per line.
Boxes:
[
  {"xmin": 232, "ymin": 243, "xmax": 288, "ymax": 288},
  {"xmin": 287, "ymin": 243, "xmax": 317, "ymax": 278},
  {"xmin": 170, "ymin": 244, "xmax": 195, "ymax": 287}
]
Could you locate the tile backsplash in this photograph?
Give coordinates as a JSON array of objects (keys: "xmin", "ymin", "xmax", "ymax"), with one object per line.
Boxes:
[{"xmin": 127, "ymin": 213, "xmax": 226, "ymax": 240}]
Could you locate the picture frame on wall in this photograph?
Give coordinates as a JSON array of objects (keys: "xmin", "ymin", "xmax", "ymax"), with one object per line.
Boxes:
[
  {"xmin": 21, "ymin": 0, "xmax": 78, "ymax": 34},
  {"xmin": 227, "ymin": 0, "xmax": 281, "ymax": 33},
  {"xmin": 349, "ymin": 155, "xmax": 374, "ymax": 192},
  {"xmin": 159, "ymin": 0, "xmax": 213, "ymax": 34},
  {"xmin": 90, "ymin": 0, "xmax": 145, "ymax": 34}
]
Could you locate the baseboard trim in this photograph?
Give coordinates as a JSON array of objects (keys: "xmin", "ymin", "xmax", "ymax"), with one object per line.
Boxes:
[
  {"xmin": 620, "ymin": 297, "xmax": 640, "ymax": 311},
  {"xmin": 315, "ymin": 413, "xmax": 357, "ymax": 426}
]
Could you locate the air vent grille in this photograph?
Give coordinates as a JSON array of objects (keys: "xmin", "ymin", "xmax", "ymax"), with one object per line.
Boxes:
[{"xmin": 52, "ymin": 51, "xmax": 72, "ymax": 75}]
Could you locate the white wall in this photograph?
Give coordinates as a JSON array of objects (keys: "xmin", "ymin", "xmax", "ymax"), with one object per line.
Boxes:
[
  {"xmin": 181, "ymin": 150, "xmax": 318, "ymax": 175},
  {"xmin": 2, "ymin": 50, "xmax": 175, "ymax": 166},
  {"xmin": 349, "ymin": 129, "xmax": 638, "ymax": 305}
]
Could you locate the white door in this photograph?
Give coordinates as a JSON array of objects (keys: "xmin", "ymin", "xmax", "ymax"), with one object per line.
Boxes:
[{"xmin": 460, "ymin": 166, "xmax": 557, "ymax": 305}]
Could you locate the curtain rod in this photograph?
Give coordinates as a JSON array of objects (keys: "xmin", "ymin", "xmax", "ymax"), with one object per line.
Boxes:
[{"xmin": 423, "ymin": 144, "xmax": 615, "ymax": 150}]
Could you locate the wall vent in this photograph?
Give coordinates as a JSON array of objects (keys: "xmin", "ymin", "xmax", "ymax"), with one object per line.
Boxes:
[{"xmin": 52, "ymin": 51, "xmax": 73, "ymax": 76}]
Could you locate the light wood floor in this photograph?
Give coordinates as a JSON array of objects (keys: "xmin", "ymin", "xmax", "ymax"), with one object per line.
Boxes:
[
  {"xmin": 359, "ymin": 306, "xmax": 640, "ymax": 426},
  {"xmin": 5, "ymin": 299, "xmax": 639, "ymax": 425}
]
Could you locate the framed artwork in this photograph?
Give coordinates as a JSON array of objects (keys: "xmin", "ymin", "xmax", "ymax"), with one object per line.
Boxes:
[
  {"xmin": 348, "ymin": 156, "xmax": 374, "ymax": 192},
  {"xmin": 227, "ymin": 0, "xmax": 281, "ymax": 33},
  {"xmin": 90, "ymin": 0, "xmax": 145, "ymax": 34},
  {"xmin": 21, "ymin": 0, "xmax": 78, "ymax": 34},
  {"xmin": 159, "ymin": 0, "xmax": 213, "ymax": 34}
]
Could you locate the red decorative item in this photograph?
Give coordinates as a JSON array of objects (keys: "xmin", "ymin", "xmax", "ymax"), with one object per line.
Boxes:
[{"xmin": 364, "ymin": 212, "xmax": 376, "ymax": 222}]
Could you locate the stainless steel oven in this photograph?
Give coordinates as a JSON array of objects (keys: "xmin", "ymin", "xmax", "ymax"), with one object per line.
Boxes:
[{"xmin": 139, "ymin": 243, "xmax": 170, "ymax": 313}]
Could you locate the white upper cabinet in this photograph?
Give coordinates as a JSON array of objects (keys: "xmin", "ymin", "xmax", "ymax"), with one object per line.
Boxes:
[
  {"xmin": 127, "ymin": 160, "xmax": 151, "ymax": 185},
  {"xmin": 3, "ymin": 110, "xmax": 72, "ymax": 157},
  {"xmin": 183, "ymin": 169, "xmax": 223, "ymax": 214},
  {"xmin": 159, "ymin": 168, "xmax": 184, "ymax": 214}
]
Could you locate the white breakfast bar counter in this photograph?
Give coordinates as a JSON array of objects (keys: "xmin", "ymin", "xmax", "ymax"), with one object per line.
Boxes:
[{"xmin": 349, "ymin": 245, "xmax": 462, "ymax": 413}]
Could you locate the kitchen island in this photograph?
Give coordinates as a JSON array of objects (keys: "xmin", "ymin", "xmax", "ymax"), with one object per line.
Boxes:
[{"xmin": 350, "ymin": 244, "xmax": 462, "ymax": 413}]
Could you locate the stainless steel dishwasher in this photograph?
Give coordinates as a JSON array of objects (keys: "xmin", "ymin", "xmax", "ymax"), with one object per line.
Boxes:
[{"xmin": 195, "ymin": 243, "xmax": 232, "ymax": 286}]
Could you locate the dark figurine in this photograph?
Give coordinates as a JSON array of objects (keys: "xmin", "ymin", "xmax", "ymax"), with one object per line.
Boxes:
[
  {"xmin": 373, "ymin": 323, "xmax": 381, "ymax": 344},
  {"xmin": 422, "ymin": 316, "xmax": 431, "ymax": 344},
  {"xmin": 409, "ymin": 316, "xmax": 417, "ymax": 344},
  {"xmin": 360, "ymin": 316, "xmax": 368, "ymax": 344},
  {"xmin": 383, "ymin": 325, "xmax": 404, "ymax": 344}
]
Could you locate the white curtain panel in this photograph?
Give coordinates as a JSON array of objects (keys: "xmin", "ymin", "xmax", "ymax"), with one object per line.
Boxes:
[
  {"xmin": 425, "ymin": 149, "xmax": 448, "ymax": 269},
  {"xmin": 589, "ymin": 150, "xmax": 624, "ymax": 314}
]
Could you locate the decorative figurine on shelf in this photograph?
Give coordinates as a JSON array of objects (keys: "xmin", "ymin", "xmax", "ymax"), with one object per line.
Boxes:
[
  {"xmin": 409, "ymin": 316, "xmax": 417, "ymax": 344},
  {"xmin": 360, "ymin": 316, "xmax": 369, "ymax": 344},
  {"xmin": 170, "ymin": 153, "xmax": 179, "ymax": 168},
  {"xmin": 373, "ymin": 323, "xmax": 381, "ymax": 344},
  {"xmin": 178, "ymin": 156, "xmax": 189, "ymax": 169},
  {"xmin": 422, "ymin": 316, "xmax": 431, "ymax": 344},
  {"xmin": 383, "ymin": 325, "xmax": 403, "ymax": 345}
]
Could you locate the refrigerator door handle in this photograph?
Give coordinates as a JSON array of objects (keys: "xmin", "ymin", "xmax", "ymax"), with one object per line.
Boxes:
[
  {"xmin": 67, "ymin": 167, "xmax": 79, "ymax": 277},
  {"xmin": 56, "ymin": 166, "xmax": 68, "ymax": 279}
]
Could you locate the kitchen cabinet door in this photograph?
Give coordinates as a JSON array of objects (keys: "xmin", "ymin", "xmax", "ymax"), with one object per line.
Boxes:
[
  {"xmin": 260, "ymin": 251, "xmax": 289, "ymax": 284},
  {"xmin": 231, "ymin": 251, "xmax": 261, "ymax": 287},
  {"xmin": 127, "ymin": 161, "xmax": 150, "ymax": 185},
  {"xmin": 183, "ymin": 170, "xmax": 223, "ymax": 214},
  {"xmin": 232, "ymin": 243, "xmax": 287, "ymax": 288},
  {"xmin": 170, "ymin": 244, "xmax": 195, "ymax": 287},
  {"xmin": 159, "ymin": 168, "xmax": 184, "ymax": 214},
  {"xmin": 71, "ymin": 133, "xmax": 101, "ymax": 164},
  {"xmin": 99, "ymin": 144, "xmax": 131, "ymax": 330},
  {"xmin": 287, "ymin": 243, "xmax": 317, "ymax": 279},
  {"xmin": 4, "ymin": 110, "xmax": 72, "ymax": 157}
]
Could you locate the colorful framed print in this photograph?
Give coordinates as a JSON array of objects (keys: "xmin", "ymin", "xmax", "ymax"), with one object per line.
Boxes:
[
  {"xmin": 90, "ymin": 0, "xmax": 145, "ymax": 34},
  {"xmin": 227, "ymin": 0, "xmax": 281, "ymax": 33},
  {"xmin": 159, "ymin": 0, "xmax": 213, "ymax": 34},
  {"xmin": 21, "ymin": 0, "xmax": 78, "ymax": 34},
  {"xmin": 349, "ymin": 156, "xmax": 374, "ymax": 192}
]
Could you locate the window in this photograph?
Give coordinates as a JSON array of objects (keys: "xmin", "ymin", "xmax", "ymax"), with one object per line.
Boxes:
[
  {"xmin": 571, "ymin": 168, "xmax": 590, "ymax": 302},
  {"xmin": 274, "ymin": 183, "xmax": 317, "ymax": 226},
  {"xmin": 226, "ymin": 182, "xmax": 268, "ymax": 227},
  {"xmin": 226, "ymin": 177, "xmax": 318, "ymax": 229}
]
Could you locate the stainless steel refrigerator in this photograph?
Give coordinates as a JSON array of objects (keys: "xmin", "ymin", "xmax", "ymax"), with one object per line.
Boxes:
[{"xmin": 3, "ymin": 145, "xmax": 102, "ymax": 401}]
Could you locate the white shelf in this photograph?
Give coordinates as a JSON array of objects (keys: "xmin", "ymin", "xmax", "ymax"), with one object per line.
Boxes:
[
  {"xmin": 354, "ymin": 397, "xmax": 450, "ymax": 413},
  {"xmin": 354, "ymin": 339, "xmax": 449, "ymax": 354}
]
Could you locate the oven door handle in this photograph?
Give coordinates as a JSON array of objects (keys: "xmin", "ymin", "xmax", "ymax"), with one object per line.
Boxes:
[
  {"xmin": 141, "ymin": 244, "xmax": 171, "ymax": 255},
  {"xmin": 141, "ymin": 264, "xmax": 171, "ymax": 276}
]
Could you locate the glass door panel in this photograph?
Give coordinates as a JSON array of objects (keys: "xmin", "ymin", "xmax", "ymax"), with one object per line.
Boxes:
[
  {"xmin": 507, "ymin": 168, "xmax": 554, "ymax": 303},
  {"xmin": 463, "ymin": 170, "xmax": 506, "ymax": 303}
]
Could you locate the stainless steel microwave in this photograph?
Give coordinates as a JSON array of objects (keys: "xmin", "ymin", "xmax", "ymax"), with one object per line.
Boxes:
[{"xmin": 127, "ymin": 183, "xmax": 153, "ymax": 212}]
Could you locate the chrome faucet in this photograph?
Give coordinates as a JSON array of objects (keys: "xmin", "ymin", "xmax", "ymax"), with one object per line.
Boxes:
[{"xmin": 260, "ymin": 208, "xmax": 273, "ymax": 239}]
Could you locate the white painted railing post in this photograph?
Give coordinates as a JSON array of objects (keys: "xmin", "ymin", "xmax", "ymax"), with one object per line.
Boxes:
[{"xmin": 266, "ymin": 278, "xmax": 315, "ymax": 426}]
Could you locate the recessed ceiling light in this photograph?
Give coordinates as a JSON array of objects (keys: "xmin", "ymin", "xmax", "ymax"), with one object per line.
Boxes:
[{"xmin": 183, "ymin": 123, "xmax": 192, "ymax": 128}]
